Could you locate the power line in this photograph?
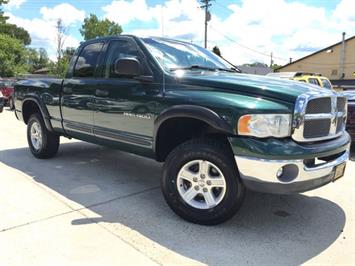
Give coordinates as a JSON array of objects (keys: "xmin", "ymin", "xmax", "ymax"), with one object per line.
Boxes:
[
  {"xmin": 209, "ymin": 25, "xmax": 289, "ymax": 61},
  {"xmin": 214, "ymin": 1, "xmax": 235, "ymax": 14}
]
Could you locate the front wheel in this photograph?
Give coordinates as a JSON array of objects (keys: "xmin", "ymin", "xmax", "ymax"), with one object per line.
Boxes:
[
  {"xmin": 161, "ymin": 138, "xmax": 245, "ymax": 225},
  {"xmin": 27, "ymin": 113, "xmax": 60, "ymax": 159}
]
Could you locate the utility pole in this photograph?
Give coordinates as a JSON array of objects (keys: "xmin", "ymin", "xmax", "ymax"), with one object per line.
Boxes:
[
  {"xmin": 270, "ymin": 52, "xmax": 273, "ymax": 68},
  {"xmin": 339, "ymin": 32, "xmax": 346, "ymax": 79},
  {"xmin": 200, "ymin": 0, "xmax": 212, "ymax": 48}
]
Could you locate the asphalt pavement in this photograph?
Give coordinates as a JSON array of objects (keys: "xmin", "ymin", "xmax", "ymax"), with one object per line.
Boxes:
[{"xmin": 0, "ymin": 108, "xmax": 354, "ymax": 266}]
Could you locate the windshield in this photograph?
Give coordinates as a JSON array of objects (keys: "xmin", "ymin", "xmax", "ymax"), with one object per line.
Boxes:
[
  {"xmin": 142, "ymin": 37, "xmax": 237, "ymax": 72},
  {"xmin": 321, "ymin": 78, "xmax": 332, "ymax": 89}
]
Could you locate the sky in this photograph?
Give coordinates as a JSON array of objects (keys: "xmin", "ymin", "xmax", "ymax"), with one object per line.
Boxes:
[{"xmin": 3, "ymin": 0, "xmax": 355, "ymax": 65}]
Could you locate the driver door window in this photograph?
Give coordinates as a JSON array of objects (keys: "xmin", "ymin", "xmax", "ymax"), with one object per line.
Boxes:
[{"xmin": 104, "ymin": 40, "xmax": 149, "ymax": 78}]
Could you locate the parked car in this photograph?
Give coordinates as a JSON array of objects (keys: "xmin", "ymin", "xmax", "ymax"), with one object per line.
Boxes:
[
  {"xmin": 0, "ymin": 79, "xmax": 15, "ymax": 109},
  {"xmin": 14, "ymin": 36, "xmax": 351, "ymax": 225},
  {"xmin": 0, "ymin": 91, "xmax": 4, "ymax": 113},
  {"xmin": 343, "ymin": 91, "xmax": 355, "ymax": 140},
  {"xmin": 267, "ymin": 72, "xmax": 334, "ymax": 90}
]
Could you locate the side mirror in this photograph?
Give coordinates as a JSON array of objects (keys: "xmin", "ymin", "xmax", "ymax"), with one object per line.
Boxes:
[{"xmin": 114, "ymin": 58, "xmax": 140, "ymax": 77}]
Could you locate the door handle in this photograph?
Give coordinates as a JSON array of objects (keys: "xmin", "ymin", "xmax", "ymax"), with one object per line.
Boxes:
[
  {"xmin": 95, "ymin": 89, "xmax": 109, "ymax": 97},
  {"xmin": 62, "ymin": 87, "xmax": 72, "ymax": 94}
]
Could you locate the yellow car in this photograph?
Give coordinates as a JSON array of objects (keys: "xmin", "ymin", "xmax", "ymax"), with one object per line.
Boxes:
[{"xmin": 267, "ymin": 72, "xmax": 334, "ymax": 90}]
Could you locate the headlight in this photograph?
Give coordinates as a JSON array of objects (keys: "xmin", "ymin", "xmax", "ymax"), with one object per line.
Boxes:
[{"xmin": 237, "ymin": 114, "xmax": 292, "ymax": 138}]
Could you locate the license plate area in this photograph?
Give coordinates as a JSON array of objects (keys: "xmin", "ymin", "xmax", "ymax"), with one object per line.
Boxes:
[{"xmin": 333, "ymin": 163, "xmax": 346, "ymax": 181}]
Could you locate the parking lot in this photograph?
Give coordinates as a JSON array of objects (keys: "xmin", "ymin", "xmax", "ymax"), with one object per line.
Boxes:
[{"xmin": 0, "ymin": 108, "xmax": 354, "ymax": 266}]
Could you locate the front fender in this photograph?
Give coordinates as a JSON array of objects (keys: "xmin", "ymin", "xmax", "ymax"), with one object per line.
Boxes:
[{"xmin": 153, "ymin": 105, "xmax": 233, "ymax": 152}]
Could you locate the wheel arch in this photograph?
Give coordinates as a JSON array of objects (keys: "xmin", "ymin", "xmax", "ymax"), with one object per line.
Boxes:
[
  {"xmin": 22, "ymin": 97, "xmax": 54, "ymax": 132},
  {"xmin": 153, "ymin": 105, "xmax": 233, "ymax": 162}
]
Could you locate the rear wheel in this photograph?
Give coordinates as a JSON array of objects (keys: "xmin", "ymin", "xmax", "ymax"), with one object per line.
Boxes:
[
  {"xmin": 27, "ymin": 113, "xmax": 60, "ymax": 159},
  {"xmin": 161, "ymin": 138, "xmax": 245, "ymax": 225}
]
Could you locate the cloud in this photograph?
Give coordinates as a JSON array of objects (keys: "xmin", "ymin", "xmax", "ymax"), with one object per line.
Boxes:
[
  {"xmin": 40, "ymin": 3, "xmax": 85, "ymax": 26},
  {"xmin": 102, "ymin": 0, "xmax": 355, "ymax": 65},
  {"xmin": 5, "ymin": 0, "xmax": 355, "ymax": 65},
  {"xmin": 5, "ymin": 3, "xmax": 85, "ymax": 61},
  {"xmin": 102, "ymin": 0, "xmax": 159, "ymax": 25},
  {"xmin": 4, "ymin": 0, "xmax": 26, "ymax": 9},
  {"xmin": 333, "ymin": 0, "xmax": 355, "ymax": 22}
]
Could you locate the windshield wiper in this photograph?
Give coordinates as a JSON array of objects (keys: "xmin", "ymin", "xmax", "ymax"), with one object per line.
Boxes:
[
  {"xmin": 170, "ymin": 65, "xmax": 240, "ymax": 73},
  {"xmin": 170, "ymin": 65, "xmax": 217, "ymax": 72},
  {"xmin": 217, "ymin": 67, "xmax": 240, "ymax": 73}
]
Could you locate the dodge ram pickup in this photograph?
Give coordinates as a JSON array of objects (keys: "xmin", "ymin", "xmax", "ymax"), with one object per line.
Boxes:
[{"xmin": 14, "ymin": 36, "xmax": 351, "ymax": 225}]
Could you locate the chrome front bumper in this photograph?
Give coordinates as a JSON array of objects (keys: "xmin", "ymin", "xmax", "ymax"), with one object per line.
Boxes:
[{"xmin": 235, "ymin": 149, "xmax": 350, "ymax": 194}]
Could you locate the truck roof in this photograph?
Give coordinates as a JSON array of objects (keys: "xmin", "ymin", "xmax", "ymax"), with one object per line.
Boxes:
[{"xmin": 82, "ymin": 35, "xmax": 197, "ymax": 46}]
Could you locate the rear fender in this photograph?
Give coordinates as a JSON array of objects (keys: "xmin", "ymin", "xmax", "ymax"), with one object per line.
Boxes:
[{"xmin": 22, "ymin": 96, "xmax": 54, "ymax": 132}]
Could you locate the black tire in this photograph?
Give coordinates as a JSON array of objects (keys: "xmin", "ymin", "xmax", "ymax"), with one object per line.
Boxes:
[
  {"xmin": 27, "ymin": 113, "xmax": 60, "ymax": 159},
  {"xmin": 161, "ymin": 138, "xmax": 245, "ymax": 225}
]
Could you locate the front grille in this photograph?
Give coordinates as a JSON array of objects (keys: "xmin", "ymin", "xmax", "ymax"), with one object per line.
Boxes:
[
  {"xmin": 306, "ymin": 98, "xmax": 331, "ymax": 114},
  {"xmin": 304, "ymin": 120, "xmax": 330, "ymax": 138},
  {"xmin": 292, "ymin": 95, "xmax": 347, "ymax": 142},
  {"xmin": 337, "ymin": 98, "xmax": 346, "ymax": 112},
  {"xmin": 336, "ymin": 117, "xmax": 345, "ymax": 133}
]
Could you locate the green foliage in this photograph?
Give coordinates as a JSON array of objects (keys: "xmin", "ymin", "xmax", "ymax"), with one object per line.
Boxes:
[
  {"xmin": 80, "ymin": 14, "xmax": 122, "ymax": 41},
  {"xmin": 26, "ymin": 48, "xmax": 49, "ymax": 73},
  {"xmin": 243, "ymin": 62, "xmax": 269, "ymax": 68},
  {"xmin": 271, "ymin": 64, "xmax": 282, "ymax": 71},
  {"xmin": 0, "ymin": 1, "xmax": 31, "ymax": 45},
  {"xmin": 0, "ymin": 33, "xmax": 27, "ymax": 77},
  {"xmin": 49, "ymin": 47, "xmax": 75, "ymax": 78},
  {"xmin": 0, "ymin": 0, "xmax": 9, "ymax": 24},
  {"xmin": 0, "ymin": 23, "xmax": 31, "ymax": 45}
]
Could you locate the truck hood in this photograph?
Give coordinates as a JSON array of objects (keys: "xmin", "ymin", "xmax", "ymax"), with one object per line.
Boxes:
[{"xmin": 177, "ymin": 72, "xmax": 330, "ymax": 103}]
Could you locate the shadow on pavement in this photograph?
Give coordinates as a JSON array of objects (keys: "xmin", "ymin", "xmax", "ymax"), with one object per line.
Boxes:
[{"xmin": 0, "ymin": 142, "xmax": 346, "ymax": 265}]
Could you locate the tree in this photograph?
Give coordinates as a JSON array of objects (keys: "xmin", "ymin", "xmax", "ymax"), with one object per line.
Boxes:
[
  {"xmin": 243, "ymin": 62, "xmax": 269, "ymax": 68},
  {"xmin": 80, "ymin": 14, "xmax": 122, "ymax": 41},
  {"xmin": 55, "ymin": 18, "xmax": 67, "ymax": 61},
  {"xmin": 0, "ymin": 0, "xmax": 9, "ymax": 24},
  {"xmin": 0, "ymin": 33, "xmax": 27, "ymax": 77},
  {"xmin": 271, "ymin": 64, "xmax": 282, "ymax": 71},
  {"xmin": 0, "ymin": 1, "xmax": 31, "ymax": 45},
  {"xmin": 49, "ymin": 47, "xmax": 75, "ymax": 78},
  {"xmin": 26, "ymin": 47, "xmax": 49, "ymax": 73},
  {"xmin": 0, "ymin": 23, "xmax": 31, "ymax": 45},
  {"xmin": 212, "ymin": 46, "xmax": 221, "ymax": 57}
]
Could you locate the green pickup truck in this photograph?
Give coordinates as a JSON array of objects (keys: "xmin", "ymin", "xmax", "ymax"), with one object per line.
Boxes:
[{"xmin": 14, "ymin": 36, "xmax": 351, "ymax": 225}]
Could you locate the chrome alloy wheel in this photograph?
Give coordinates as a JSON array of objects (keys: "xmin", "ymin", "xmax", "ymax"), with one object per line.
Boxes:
[
  {"xmin": 177, "ymin": 160, "xmax": 227, "ymax": 210},
  {"xmin": 30, "ymin": 121, "xmax": 43, "ymax": 150}
]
